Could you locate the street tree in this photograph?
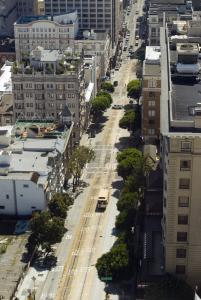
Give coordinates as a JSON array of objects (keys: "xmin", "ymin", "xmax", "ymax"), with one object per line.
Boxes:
[
  {"xmin": 96, "ymin": 242, "xmax": 129, "ymax": 282},
  {"xmin": 68, "ymin": 145, "xmax": 95, "ymax": 189},
  {"xmin": 115, "ymin": 208, "xmax": 136, "ymax": 231},
  {"xmin": 101, "ymin": 82, "xmax": 114, "ymax": 93},
  {"xmin": 117, "ymin": 192, "xmax": 139, "ymax": 212},
  {"xmin": 117, "ymin": 148, "xmax": 153, "ymax": 181},
  {"xmin": 145, "ymin": 274, "xmax": 194, "ymax": 300},
  {"xmin": 26, "ymin": 212, "xmax": 67, "ymax": 254},
  {"xmin": 119, "ymin": 110, "xmax": 136, "ymax": 131},
  {"xmin": 48, "ymin": 193, "xmax": 72, "ymax": 219},
  {"xmin": 127, "ymin": 80, "xmax": 141, "ymax": 99},
  {"xmin": 91, "ymin": 95, "xmax": 111, "ymax": 118},
  {"xmin": 97, "ymin": 90, "xmax": 113, "ymax": 104}
]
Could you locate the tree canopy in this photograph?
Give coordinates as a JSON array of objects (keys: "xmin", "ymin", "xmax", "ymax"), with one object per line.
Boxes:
[
  {"xmin": 68, "ymin": 145, "xmax": 95, "ymax": 188},
  {"xmin": 145, "ymin": 274, "xmax": 194, "ymax": 300},
  {"xmin": 117, "ymin": 192, "xmax": 139, "ymax": 212},
  {"xmin": 101, "ymin": 82, "xmax": 114, "ymax": 93},
  {"xmin": 48, "ymin": 193, "xmax": 74, "ymax": 219},
  {"xmin": 26, "ymin": 211, "xmax": 66, "ymax": 253},
  {"xmin": 119, "ymin": 110, "xmax": 136, "ymax": 131},
  {"xmin": 127, "ymin": 80, "xmax": 141, "ymax": 99},
  {"xmin": 96, "ymin": 242, "xmax": 129, "ymax": 282}
]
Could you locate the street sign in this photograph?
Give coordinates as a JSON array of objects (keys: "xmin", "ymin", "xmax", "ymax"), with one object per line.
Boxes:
[{"xmin": 101, "ymin": 276, "xmax": 112, "ymax": 281}]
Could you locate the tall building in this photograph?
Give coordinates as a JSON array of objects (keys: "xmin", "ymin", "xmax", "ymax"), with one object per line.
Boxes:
[
  {"xmin": 160, "ymin": 24, "xmax": 201, "ymax": 286},
  {"xmin": 44, "ymin": 0, "xmax": 120, "ymax": 43},
  {"xmin": 0, "ymin": 0, "xmax": 18, "ymax": 37},
  {"xmin": 14, "ymin": 12, "xmax": 79, "ymax": 61},
  {"xmin": 17, "ymin": 0, "xmax": 38, "ymax": 17},
  {"xmin": 142, "ymin": 46, "xmax": 161, "ymax": 143},
  {"xmin": 12, "ymin": 47, "xmax": 86, "ymax": 143}
]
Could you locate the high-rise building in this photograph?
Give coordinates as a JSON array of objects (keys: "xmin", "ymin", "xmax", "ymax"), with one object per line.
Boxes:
[
  {"xmin": 12, "ymin": 47, "xmax": 86, "ymax": 142},
  {"xmin": 44, "ymin": 0, "xmax": 120, "ymax": 43},
  {"xmin": 142, "ymin": 46, "xmax": 161, "ymax": 143},
  {"xmin": 160, "ymin": 24, "xmax": 201, "ymax": 286},
  {"xmin": 17, "ymin": 0, "xmax": 38, "ymax": 17}
]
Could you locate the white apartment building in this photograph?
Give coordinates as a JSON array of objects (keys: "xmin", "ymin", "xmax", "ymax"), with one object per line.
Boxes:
[
  {"xmin": 14, "ymin": 12, "xmax": 79, "ymax": 61},
  {"xmin": 160, "ymin": 25, "xmax": 201, "ymax": 285},
  {"xmin": 12, "ymin": 47, "xmax": 94, "ymax": 143},
  {"xmin": 0, "ymin": 119, "xmax": 73, "ymax": 216},
  {"xmin": 44, "ymin": 0, "xmax": 121, "ymax": 43}
]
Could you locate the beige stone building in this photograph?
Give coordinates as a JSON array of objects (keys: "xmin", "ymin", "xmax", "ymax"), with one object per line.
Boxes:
[
  {"xmin": 160, "ymin": 25, "xmax": 201, "ymax": 286},
  {"xmin": 14, "ymin": 12, "xmax": 79, "ymax": 61},
  {"xmin": 142, "ymin": 46, "xmax": 161, "ymax": 143},
  {"xmin": 12, "ymin": 47, "xmax": 87, "ymax": 143}
]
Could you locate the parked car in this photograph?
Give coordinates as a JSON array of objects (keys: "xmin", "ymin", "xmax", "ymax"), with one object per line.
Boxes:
[
  {"xmin": 135, "ymin": 40, "xmax": 139, "ymax": 46},
  {"xmin": 113, "ymin": 81, "xmax": 118, "ymax": 87},
  {"xmin": 115, "ymin": 65, "xmax": 120, "ymax": 71}
]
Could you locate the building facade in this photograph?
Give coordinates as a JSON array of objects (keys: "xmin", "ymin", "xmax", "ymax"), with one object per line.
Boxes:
[
  {"xmin": 14, "ymin": 12, "xmax": 79, "ymax": 61},
  {"xmin": 12, "ymin": 47, "xmax": 86, "ymax": 143},
  {"xmin": 160, "ymin": 25, "xmax": 201, "ymax": 286},
  {"xmin": 44, "ymin": 0, "xmax": 121, "ymax": 43},
  {"xmin": 142, "ymin": 46, "xmax": 161, "ymax": 143},
  {"xmin": 0, "ymin": 120, "xmax": 73, "ymax": 216}
]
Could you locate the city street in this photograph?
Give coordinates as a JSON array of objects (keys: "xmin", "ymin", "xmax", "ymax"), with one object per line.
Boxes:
[{"xmin": 15, "ymin": 1, "xmax": 144, "ymax": 299}]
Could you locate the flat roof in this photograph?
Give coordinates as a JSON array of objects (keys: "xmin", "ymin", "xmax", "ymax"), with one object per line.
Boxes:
[
  {"xmin": 171, "ymin": 77, "xmax": 201, "ymax": 121},
  {"xmin": 17, "ymin": 15, "xmax": 49, "ymax": 24},
  {"xmin": 0, "ymin": 63, "xmax": 12, "ymax": 93},
  {"xmin": 145, "ymin": 46, "xmax": 161, "ymax": 62}
]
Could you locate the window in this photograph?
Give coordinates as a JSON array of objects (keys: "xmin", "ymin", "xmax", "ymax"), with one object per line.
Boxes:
[
  {"xmin": 180, "ymin": 160, "xmax": 191, "ymax": 171},
  {"xmin": 181, "ymin": 141, "xmax": 191, "ymax": 152},
  {"xmin": 0, "ymin": 206, "xmax": 5, "ymax": 209},
  {"xmin": 164, "ymin": 197, "xmax": 166, "ymax": 207},
  {"xmin": 148, "ymin": 79, "xmax": 157, "ymax": 88},
  {"xmin": 176, "ymin": 265, "xmax": 185, "ymax": 274},
  {"xmin": 148, "ymin": 100, "xmax": 155, "ymax": 107},
  {"xmin": 148, "ymin": 110, "xmax": 155, "ymax": 117},
  {"xmin": 31, "ymin": 206, "xmax": 36, "ymax": 209},
  {"xmin": 177, "ymin": 232, "xmax": 187, "ymax": 242},
  {"xmin": 149, "ymin": 119, "xmax": 155, "ymax": 125},
  {"xmin": 178, "ymin": 196, "xmax": 189, "ymax": 207},
  {"xmin": 176, "ymin": 249, "xmax": 186, "ymax": 258},
  {"xmin": 179, "ymin": 178, "xmax": 190, "ymax": 189},
  {"xmin": 6, "ymin": 194, "xmax": 9, "ymax": 199},
  {"xmin": 23, "ymin": 184, "xmax": 29, "ymax": 188},
  {"xmin": 148, "ymin": 128, "xmax": 155, "ymax": 135},
  {"xmin": 178, "ymin": 215, "xmax": 188, "ymax": 225}
]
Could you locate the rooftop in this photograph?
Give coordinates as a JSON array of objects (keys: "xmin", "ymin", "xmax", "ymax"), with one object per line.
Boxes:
[
  {"xmin": 171, "ymin": 77, "xmax": 201, "ymax": 121},
  {"xmin": 16, "ymin": 11, "xmax": 77, "ymax": 25},
  {"xmin": 0, "ymin": 62, "xmax": 12, "ymax": 93}
]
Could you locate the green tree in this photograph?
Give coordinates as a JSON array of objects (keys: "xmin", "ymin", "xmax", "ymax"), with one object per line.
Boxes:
[
  {"xmin": 117, "ymin": 148, "xmax": 153, "ymax": 181},
  {"xmin": 117, "ymin": 148, "xmax": 143, "ymax": 179},
  {"xmin": 127, "ymin": 80, "xmax": 141, "ymax": 99},
  {"xmin": 48, "ymin": 193, "xmax": 73, "ymax": 219},
  {"xmin": 117, "ymin": 192, "xmax": 139, "ymax": 212},
  {"xmin": 119, "ymin": 110, "xmax": 136, "ymax": 131},
  {"xmin": 26, "ymin": 212, "xmax": 67, "ymax": 254},
  {"xmin": 145, "ymin": 274, "xmax": 194, "ymax": 300},
  {"xmin": 115, "ymin": 208, "xmax": 136, "ymax": 231},
  {"xmin": 96, "ymin": 242, "xmax": 129, "ymax": 282},
  {"xmin": 68, "ymin": 146, "xmax": 95, "ymax": 189},
  {"xmin": 91, "ymin": 95, "xmax": 111, "ymax": 118},
  {"xmin": 101, "ymin": 82, "xmax": 114, "ymax": 93},
  {"xmin": 97, "ymin": 90, "xmax": 113, "ymax": 104}
]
